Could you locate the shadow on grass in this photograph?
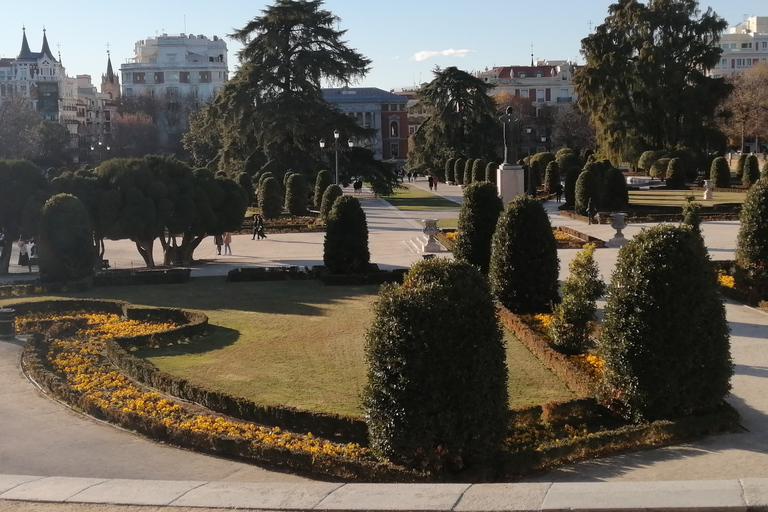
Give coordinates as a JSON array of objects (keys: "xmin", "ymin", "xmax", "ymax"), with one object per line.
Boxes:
[
  {"xmin": 137, "ymin": 324, "xmax": 240, "ymax": 358},
  {"xmin": 382, "ymin": 196, "xmax": 460, "ymax": 210}
]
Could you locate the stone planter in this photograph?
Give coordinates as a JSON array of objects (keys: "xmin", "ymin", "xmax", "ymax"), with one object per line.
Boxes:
[
  {"xmin": 607, "ymin": 213, "xmax": 629, "ymax": 248},
  {"xmin": 421, "ymin": 219, "xmax": 442, "ymax": 253}
]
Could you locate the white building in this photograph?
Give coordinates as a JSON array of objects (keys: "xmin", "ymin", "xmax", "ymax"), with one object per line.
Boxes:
[
  {"xmin": 120, "ymin": 33, "xmax": 228, "ymax": 101},
  {"xmin": 710, "ymin": 16, "xmax": 768, "ymax": 77}
]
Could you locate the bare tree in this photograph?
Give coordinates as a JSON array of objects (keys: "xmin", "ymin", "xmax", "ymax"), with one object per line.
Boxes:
[
  {"xmin": 553, "ymin": 103, "xmax": 596, "ymax": 150},
  {"xmin": 110, "ymin": 112, "xmax": 160, "ymax": 158},
  {"xmin": 0, "ymin": 95, "xmax": 41, "ymax": 159},
  {"xmin": 719, "ymin": 64, "xmax": 768, "ymax": 152}
]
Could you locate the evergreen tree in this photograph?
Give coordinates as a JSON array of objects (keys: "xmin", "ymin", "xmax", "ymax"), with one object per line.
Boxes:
[
  {"xmin": 710, "ymin": 156, "xmax": 731, "ymax": 188},
  {"xmin": 471, "ymin": 158, "xmax": 486, "ymax": 183},
  {"xmin": 544, "ymin": 161, "xmax": 560, "ymax": 194},
  {"xmin": 564, "ymin": 165, "xmax": 581, "ymax": 207},
  {"xmin": 323, "ymin": 195, "xmax": 369, "ymax": 273},
  {"xmin": 489, "ymin": 196, "xmax": 559, "ymax": 313},
  {"xmin": 575, "ymin": 170, "xmax": 600, "ymax": 215},
  {"xmin": 38, "ymin": 194, "xmax": 95, "ymax": 283},
  {"xmin": 313, "ymin": 169, "xmax": 333, "ymax": 208},
  {"xmin": 602, "ymin": 167, "xmax": 629, "ymax": 210},
  {"xmin": 454, "ymin": 158, "xmax": 466, "ymax": 186},
  {"xmin": 320, "ymin": 183, "xmax": 343, "ymax": 221},
  {"xmin": 453, "ymin": 182, "xmax": 504, "ymax": 274},
  {"xmin": 285, "ymin": 172, "xmax": 309, "ymax": 216},
  {"xmin": 485, "ymin": 161, "xmax": 499, "ymax": 185},
  {"xmin": 666, "ymin": 157, "xmax": 686, "ymax": 189},
  {"xmin": 463, "ymin": 159, "xmax": 475, "ymax": 185},
  {"xmin": 444, "ymin": 158, "xmax": 457, "ymax": 183},
  {"xmin": 743, "ymin": 154, "xmax": 760, "ymax": 188},
  {"xmin": 259, "ymin": 176, "xmax": 283, "ymax": 219},
  {"xmin": 736, "ymin": 178, "xmax": 768, "ymax": 270}
]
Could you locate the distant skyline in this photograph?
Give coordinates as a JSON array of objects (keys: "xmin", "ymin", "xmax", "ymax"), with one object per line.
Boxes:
[{"xmin": 1, "ymin": 0, "xmax": 763, "ymax": 91}]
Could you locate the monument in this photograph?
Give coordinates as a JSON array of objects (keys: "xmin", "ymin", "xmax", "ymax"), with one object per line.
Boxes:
[{"xmin": 497, "ymin": 107, "xmax": 525, "ymax": 204}]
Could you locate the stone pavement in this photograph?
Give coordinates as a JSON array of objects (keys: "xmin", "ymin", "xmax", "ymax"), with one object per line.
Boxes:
[{"xmin": 2, "ymin": 181, "xmax": 768, "ymax": 511}]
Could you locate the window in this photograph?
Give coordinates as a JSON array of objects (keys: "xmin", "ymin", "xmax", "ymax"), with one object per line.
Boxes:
[
  {"xmin": 124, "ymin": 88, "xmax": 133, "ymax": 96},
  {"xmin": 742, "ymin": 42, "xmax": 752, "ymax": 49},
  {"xmin": 168, "ymin": 71, "xmax": 179, "ymax": 82},
  {"xmin": 154, "ymin": 72, "xmax": 164, "ymax": 84},
  {"xmin": 409, "ymin": 125, "xmax": 417, "ymax": 135},
  {"xmin": 390, "ymin": 120, "xmax": 399, "ymax": 138},
  {"xmin": 199, "ymin": 71, "xmax": 211, "ymax": 83},
  {"xmin": 763, "ymin": 42, "xmax": 768, "ymax": 50},
  {"xmin": 520, "ymin": 89, "xmax": 529, "ymax": 98},
  {"xmin": 180, "ymin": 72, "xmax": 190, "ymax": 83},
  {"xmin": 390, "ymin": 143, "xmax": 400, "ymax": 159},
  {"xmin": 536, "ymin": 89, "xmax": 545, "ymax": 102},
  {"xmin": 382, "ymin": 104, "xmax": 389, "ymax": 112},
  {"xmin": 133, "ymin": 72, "xmax": 145, "ymax": 84},
  {"xmin": 519, "ymin": 72, "xmax": 526, "ymax": 78}
]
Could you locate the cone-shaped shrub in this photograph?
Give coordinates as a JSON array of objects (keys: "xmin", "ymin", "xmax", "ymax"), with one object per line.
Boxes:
[
  {"xmin": 574, "ymin": 170, "xmax": 600, "ymax": 215},
  {"xmin": 363, "ymin": 258, "xmax": 508, "ymax": 473},
  {"xmin": 737, "ymin": 153, "xmax": 749, "ymax": 180},
  {"xmin": 314, "ymin": 170, "xmax": 334, "ymax": 208},
  {"xmin": 38, "ymin": 194, "xmax": 95, "ymax": 283},
  {"xmin": 258, "ymin": 171, "xmax": 275, "ymax": 190},
  {"xmin": 259, "ymin": 176, "xmax": 283, "ymax": 219},
  {"xmin": 602, "ymin": 167, "xmax": 629, "ymax": 210},
  {"xmin": 445, "ymin": 158, "xmax": 457, "ymax": 183},
  {"xmin": 761, "ymin": 160, "xmax": 768, "ymax": 181},
  {"xmin": 598, "ymin": 224, "xmax": 732, "ymax": 422},
  {"xmin": 649, "ymin": 158, "xmax": 670, "ymax": 180},
  {"xmin": 549, "ymin": 244, "xmax": 605, "ymax": 354},
  {"xmin": 471, "ymin": 159, "xmax": 486, "ymax": 183},
  {"xmin": 285, "ymin": 173, "xmax": 309, "ymax": 216},
  {"xmin": 283, "ymin": 170, "xmax": 296, "ymax": 189},
  {"xmin": 323, "ymin": 195, "xmax": 369, "ymax": 274},
  {"xmin": 464, "ymin": 159, "xmax": 475, "ymax": 185},
  {"xmin": 544, "ymin": 161, "xmax": 560, "ymax": 194},
  {"xmin": 743, "ymin": 155, "xmax": 760, "ymax": 188},
  {"xmin": 490, "ymin": 196, "xmax": 559, "ymax": 313},
  {"xmin": 454, "ymin": 158, "xmax": 466, "ymax": 185},
  {"xmin": 453, "ymin": 182, "xmax": 504, "ymax": 274},
  {"xmin": 485, "ymin": 161, "xmax": 499, "ymax": 185},
  {"xmin": 682, "ymin": 196, "xmax": 702, "ymax": 234},
  {"xmin": 710, "ymin": 157, "xmax": 731, "ymax": 188},
  {"xmin": 665, "ymin": 157, "xmax": 686, "ymax": 189},
  {"xmin": 736, "ymin": 178, "xmax": 768, "ymax": 270},
  {"xmin": 564, "ymin": 165, "xmax": 581, "ymax": 206},
  {"xmin": 320, "ymin": 184, "xmax": 343, "ymax": 221}
]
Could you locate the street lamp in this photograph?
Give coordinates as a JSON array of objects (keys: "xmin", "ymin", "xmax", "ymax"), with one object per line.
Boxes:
[
  {"xmin": 319, "ymin": 129, "xmax": 354, "ymax": 185},
  {"xmin": 525, "ymin": 127, "xmax": 534, "ymax": 196}
]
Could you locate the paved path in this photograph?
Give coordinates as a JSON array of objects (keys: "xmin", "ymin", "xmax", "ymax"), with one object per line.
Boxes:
[{"xmin": 2, "ymin": 181, "xmax": 768, "ymax": 510}]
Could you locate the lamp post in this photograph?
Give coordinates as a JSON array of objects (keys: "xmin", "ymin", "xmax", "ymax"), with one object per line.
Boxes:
[
  {"xmin": 90, "ymin": 136, "xmax": 111, "ymax": 164},
  {"xmin": 525, "ymin": 127, "xmax": 534, "ymax": 196},
  {"xmin": 319, "ymin": 129, "xmax": 354, "ymax": 186}
]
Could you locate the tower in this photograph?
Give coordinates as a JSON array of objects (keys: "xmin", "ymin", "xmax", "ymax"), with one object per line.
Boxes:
[{"xmin": 101, "ymin": 51, "xmax": 121, "ymax": 100}]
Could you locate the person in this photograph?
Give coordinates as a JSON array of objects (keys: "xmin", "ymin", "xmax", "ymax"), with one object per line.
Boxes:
[
  {"xmin": 406, "ymin": 171, "xmax": 412, "ymax": 182},
  {"xmin": 555, "ymin": 183, "xmax": 563, "ymax": 203},
  {"xmin": 214, "ymin": 234, "xmax": 223, "ymax": 255},
  {"xmin": 17, "ymin": 239, "xmax": 31, "ymax": 272},
  {"xmin": 255, "ymin": 215, "xmax": 266, "ymax": 240},
  {"xmin": 432, "ymin": 177, "xmax": 438, "ymax": 191},
  {"xmin": 587, "ymin": 198, "xmax": 598, "ymax": 225},
  {"xmin": 427, "ymin": 175, "xmax": 434, "ymax": 191},
  {"xmin": 223, "ymin": 232, "xmax": 232, "ymax": 255},
  {"xmin": 252, "ymin": 214, "xmax": 259, "ymax": 240}
]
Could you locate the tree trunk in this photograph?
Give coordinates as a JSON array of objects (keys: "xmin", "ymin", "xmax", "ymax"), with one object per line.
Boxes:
[
  {"xmin": 134, "ymin": 240, "xmax": 155, "ymax": 268},
  {"xmin": 180, "ymin": 233, "xmax": 206, "ymax": 265}
]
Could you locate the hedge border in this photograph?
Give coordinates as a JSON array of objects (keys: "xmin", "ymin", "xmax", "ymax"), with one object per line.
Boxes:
[
  {"xmin": 226, "ymin": 266, "xmax": 314, "ymax": 282},
  {"xmin": 94, "ymin": 268, "xmax": 191, "ymax": 287},
  {"xmin": 556, "ymin": 227, "xmax": 606, "ymax": 248}
]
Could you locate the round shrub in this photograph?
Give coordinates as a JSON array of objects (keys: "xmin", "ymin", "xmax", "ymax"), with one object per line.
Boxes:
[
  {"xmin": 638, "ymin": 150, "xmax": 668, "ymax": 175},
  {"xmin": 489, "ymin": 196, "xmax": 559, "ymax": 313},
  {"xmin": 598, "ymin": 224, "xmax": 732, "ymax": 422},
  {"xmin": 529, "ymin": 152, "xmax": 555, "ymax": 177},
  {"xmin": 320, "ymin": 184, "xmax": 343, "ymax": 221},
  {"xmin": 649, "ymin": 158, "xmax": 671, "ymax": 180},
  {"xmin": 285, "ymin": 173, "xmax": 309, "ymax": 216},
  {"xmin": 259, "ymin": 176, "xmax": 283, "ymax": 219},
  {"xmin": 665, "ymin": 157, "xmax": 686, "ymax": 190},
  {"xmin": 453, "ymin": 182, "xmax": 504, "ymax": 274},
  {"xmin": 736, "ymin": 178, "xmax": 768, "ymax": 270},
  {"xmin": 710, "ymin": 157, "xmax": 731, "ymax": 188},
  {"xmin": 743, "ymin": 155, "xmax": 760, "ymax": 188},
  {"xmin": 363, "ymin": 258, "xmax": 508, "ymax": 473},
  {"xmin": 668, "ymin": 148, "xmax": 702, "ymax": 182},
  {"xmin": 323, "ymin": 195, "xmax": 369, "ymax": 274},
  {"xmin": 38, "ymin": 193, "xmax": 95, "ymax": 283},
  {"xmin": 471, "ymin": 159, "xmax": 486, "ymax": 183},
  {"xmin": 550, "ymin": 244, "xmax": 605, "ymax": 354},
  {"xmin": 574, "ymin": 170, "xmax": 600, "ymax": 215},
  {"xmin": 556, "ymin": 151, "xmax": 582, "ymax": 175},
  {"xmin": 564, "ymin": 165, "xmax": 581, "ymax": 207},
  {"xmin": 485, "ymin": 161, "xmax": 499, "ymax": 185},
  {"xmin": 601, "ymin": 167, "xmax": 629, "ymax": 210},
  {"xmin": 544, "ymin": 161, "xmax": 560, "ymax": 194},
  {"xmin": 445, "ymin": 158, "xmax": 457, "ymax": 183},
  {"xmin": 314, "ymin": 170, "xmax": 334, "ymax": 208},
  {"xmin": 464, "ymin": 159, "xmax": 475, "ymax": 185},
  {"xmin": 454, "ymin": 158, "xmax": 466, "ymax": 186}
]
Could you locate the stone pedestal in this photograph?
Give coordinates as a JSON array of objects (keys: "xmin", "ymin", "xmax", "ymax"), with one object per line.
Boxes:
[
  {"xmin": 421, "ymin": 219, "xmax": 442, "ymax": 253},
  {"xmin": 607, "ymin": 213, "xmax": 629, "ymax": 248},
  {"xmin": 703, "ymin": 180, "xmax": 713, "ymax": 201},
  {"xmin": 497, "ymin": 164, "xmax": 525, "ymax": 205}
]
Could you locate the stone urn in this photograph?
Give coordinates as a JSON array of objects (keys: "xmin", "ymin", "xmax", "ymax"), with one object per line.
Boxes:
[
  {"xmin": 421, "ymin": 219, "xmax": 442, "ymax": 253},
  {"xmin": 703, "ymin": 180, "xmax": 713, "ymax": 201},
  {"xmin": 607, "ymin": 213, "xmax": 629, "ymax": 248}
]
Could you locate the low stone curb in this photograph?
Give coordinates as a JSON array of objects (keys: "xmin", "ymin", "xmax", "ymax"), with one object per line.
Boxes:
[{"xmin": 2, "ymin": 475, "xmax": 768, "ymax": 511}]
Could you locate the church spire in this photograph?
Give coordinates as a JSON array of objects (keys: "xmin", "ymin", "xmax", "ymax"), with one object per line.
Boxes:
[
  {"xmin": 40, "ymin": 27, "xmax": 56, "ymax": 61},
  {"xmin": 18, "ymin": 26, "xmax": 33, "ymax": 58},
  {"xmin": 106, "ymin": 50, "xmax": 115, "ymax": 83}
]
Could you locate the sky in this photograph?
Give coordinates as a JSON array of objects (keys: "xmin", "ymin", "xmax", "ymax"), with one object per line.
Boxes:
[{"xmin": 0, "ymin": 0, "xmax": 764, "ymax": 91}]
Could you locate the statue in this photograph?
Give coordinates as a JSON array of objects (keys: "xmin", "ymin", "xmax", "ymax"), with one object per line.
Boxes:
[{"xmin": 499, "ymin": 106, "xmax": 520, "ymax": 165}]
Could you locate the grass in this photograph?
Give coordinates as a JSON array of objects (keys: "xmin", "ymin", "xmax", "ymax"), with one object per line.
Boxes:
[
  {"xmin": 382, "ymin": 184, "xmax": 461, "ymax": 211},
  {"xmin": 1, "ymin": 277, "xmax": 573, "ymax": 417},
  {"xmin": 628, "ymin": 189, "xmax": 746, "ymax": 207}
]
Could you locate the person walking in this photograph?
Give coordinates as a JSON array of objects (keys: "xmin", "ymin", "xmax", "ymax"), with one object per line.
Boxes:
[
  {"xmin": 17, "ymin": 239, "xmax": 31, "ymax": 272},
  {"xmin": 251, "ymin": 214, "xmax": 259, "ymax": 240},
  {"xmin": 587, "ymin": 198, "xmax": 598, "ymax": 225},
  {"xmin": 255, "ymin": 215, "xmax": 267, "ymax": 240},
  {"xmin": 428, "ymin": 176, "xmax": 434, "ymax": 191},
  {"xmin": 555, "ymin": 183, "xmax": 563, "ymax": 203},
  {"xmin": 214, "ymin": 234, "xmax": 223, "ymax": 255},
  {"xmin": 223, "ymin": 232, "xmax": 232, "ymax": 255},
  {"xmin": 433, "ymin": 177, "xmax": 438, "ymax": 191}
]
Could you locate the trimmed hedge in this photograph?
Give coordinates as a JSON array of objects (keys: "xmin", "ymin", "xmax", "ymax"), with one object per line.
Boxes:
[
  {"xmin": 226, "ymin": 266, "xmax": 313, "ymax": 282},
  {"xmin": 94, "ymin": 268, "xmax": 191, "ymax": 287},
  {"xmin": 453, "ymin": 182, "xmax": 504, "ymax": 274}
]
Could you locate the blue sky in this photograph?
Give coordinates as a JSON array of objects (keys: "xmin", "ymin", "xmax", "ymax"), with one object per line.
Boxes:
[{"xmin": 1, "ymin": 0, "xmax": 763, "ymax": 91}]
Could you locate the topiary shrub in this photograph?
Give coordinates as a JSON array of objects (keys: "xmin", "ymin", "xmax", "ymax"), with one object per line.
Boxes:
[
  {"xmin": 38, "ymin": 193, "xmax": 95, "ymax": 283},
  {"xmin": 258, "ymin": 171, "xmax": 275, "ymax": 190},
  {"xmin": 638, "ymin": 150, "xmax": 668, "ymax": 176},
  {"xmin": 601, "ymin": 167, "xmax": 629, "ymax": 210},
  {"xmin": 471, "ymin": 159, "xmax": 486, "ymax": 183},
  {"xmin": 445, "ymin": 158, "xmax": 457, "ymax": 183},
  {"xmin": 489, "ymin": 196, "xmax": 559, "ymax": 313},
  {"xmin": 544, "ymin": 161, "xmax": 560, "ymax": 194},
  {"xmin": 761, "ymin": 160, "xmax": 768, "ymax": 181},
  {"xmin": 464, "ymin": 159, "xmax": 475, "ymax": 185},
  {"xmin": 549, "ymin": 244, "xmax": 605, "ymax": 354},
  {"xmin": 282, "ymin": 170, "xmax": 296, "ymax": 189},
  {"xmin": 737, "ymin": 153, "xmax": 749, "ymax": 181},
  {"xmin": 363, "ymin": 258, "xmax": 508, "ymax": 473},
  {"xmin": 564, "ymin": 165, "xmax": 581, "ymax": 207},
  {"xmin": 485, "ymin": 161, "xmax": 499, "ymax": 185},
  {"xmin": 454, "ymin": 158, "xmax": 466, "ymax": 186},
  {"xmin": 736, "ymin": 178, "xmax": 768, "ymax": 271},
  {"xmin": 574, "ymin": 170, "xmax": 600, "ymax": 215},
  {"xmin": 598, "ymin": 224, "xmax": 732, "ymax": 422},
  {"xmin": 743, "ymin": 155, "xmax": 760, "ymax": 188},
  {"xmin": 668, "ymin": 148, "xmax": 702, "ymax": 182},
  {"xmin": 682, "ymin": 196, "xmax": 702, "ymax": 234},
  {"xmin": 710, "ymin": 157, "xmax": 731, "ymax": 188},
  {"xmin": 320, "ymin": 184, "xmax": 343, "ymax": 221},
  {"xmin": 285, "ymin": 173, "xmax": 309, "ymax": 216},
  {"xmin": 649, "ymin": 158, "xmax": 671, "ymax": 180},
  {"xmin": 323, "ymin": 195, "xmax": 369, "ymax": 274},
  {"xmin": 530, "ymin": 152, "xmax": 556, "ymax": 177},
  {"xmin": 313, "ymin": 170, "xmax": 334, "ymax": 208},
  {"xmin": 556, "ymin": 150, "xmax": 582, "ymax": 175},
  {"xmin": 453, "ymin": 182, "xmax": 504, "ymax": 274},
  {"xmin": 665, "ymin": 157, "xmax": 686, "ymax": 190},
  {"xmin": 259, "ymin": 176, "xmax": 283, "ymax": 219}
]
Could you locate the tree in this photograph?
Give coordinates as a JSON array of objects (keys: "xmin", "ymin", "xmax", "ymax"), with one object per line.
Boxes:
[
  {"xmin": 471, "ymin": 158, "xmax": 486, "ymax": 183},
  {"xmin": 552, "ymin": 103, "xmax": 596, "ymax": 150},
  {"xmin": 111, "ymin": 112, "xmax": 160, "ymax": 158},
  {"xmin": 598, "ymin": 224, "xmax": 731, "ymax": 422},
  {"xmin": 602, "ymin": 167, "xmax": 629, "ymax": 210},
  {"xmin": 50, "ymin": 168, "xmax": 109, "ymax": 260},
  {"xmin": 743, "ymin": 154, "xmax": 761, "ymax": 188},
  {"xmin": 575, "ymin": 170, "xmax": 600, "ymax": 215},
  {"xmin": 454, "ymin": 158, "xmax": 466, "ymax": 186},
  {"xmin": 323, "ymin": 195, "xmax": 369, "ymax": 273},
  {"xmin": 544, "ymin": 161, "xmax": 560, "ymax": 194},
  {"xmin": 564, "ymin": 165, "xmax": 581, "ymax": 207},
  {"xmin": 490, "ymin": 196, "xmax": 559, "ymax": 313},
  {"xmin": 575, "ymin": 0, "xmax": 731, "ymax": 163},
  {"xmin": 407, "ymin": 67, "xmax": 499, "ymax": 176},
  {"xmin": 37, "ymin": 194, "xmax": 94, "ymax": 283},
  {"xmin": 463, "ymin": 158, "xmax": 474, "ymax": 185},
  {"xmin": 711, "ymin": 156, "xmax": 731, "ymax": 188},
  {"xmin": 313, "ymin": 169, "xmax": 334, "ymax": 208},
  {"xmin": 453, "ymin": 182, "xmax": 503, "ymax": 274},
  {"xmin": 363, "ymin": 258, "xmax": 508, "ymax": 472},
  {"xmin": 444, "ymin": 158, "xmax": 457, "ymax": 183},
  {"xmin": 666, "ymin": 157, "xmax": 686, "ymax": 189},
  {"xmin": 285, "ymin": 172, "xmax": 309, "ymax": 216},
  {"xmin": 718, "ymin": 63, "xmax": 768, "ymax": 153},
  {"xmin": 320, "ymin": 183, "xmax": 342, "ymax": 220},
  {"xmin": 736, "ymin": 178, "xmax": 768, "ymax": 271},
  {"xmin": 31, "ymin": 121, "xmax": 71, "ymax": 167},
  {"xmin": 259, "ymin": 176, "xmax": 283, "ymax": 220},
  {"xmin": 0, "ymin": 95, "xmax": 41, "ymax": 160}
]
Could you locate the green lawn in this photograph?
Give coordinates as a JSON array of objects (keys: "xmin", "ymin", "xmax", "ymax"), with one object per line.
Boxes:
[
  {"xmin": 382, "ymin": 184, "xmax": 461, "ymax": 211},
  {"xmin": 628, "ymin": 189, "xmax": 746, "ymax": 207},
  {"xmin": 1, "ymin": 277, "xmax": 573, "ymax": 417}
]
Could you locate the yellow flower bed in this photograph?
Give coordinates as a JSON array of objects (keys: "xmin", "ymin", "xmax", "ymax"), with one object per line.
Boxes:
[
  {"xmin": 717, "ymin": 269, "xmax": 735, "ymax": 288},
  {"xmin": 552, "ymin": 229, "xmax": 574, "ymax": 243},
  {"xmin": 444, "ymin": 231, "xmax": 458, "ymax": 241},
  {"xmin": 20, "ymin": 312, "xmax": 368, "ymax": 461},
  {"xmin": 578, "ymin": 353, "xmax": 605, "ymax": 376}
]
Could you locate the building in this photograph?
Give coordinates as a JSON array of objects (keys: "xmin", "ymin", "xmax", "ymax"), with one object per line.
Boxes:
[
  {"xmin": 710, "ymin": 16, "xmax": 768, "ymax": 78},
  {"xmin": 390, "ymin": 86, "xmax": 428, "ymax": 137},
  {"xmin": 322, "ymin": 87, "xmax": 409, "ymax": 163},
  {"xmin": 75, "ymin": 71, "xmax": 115, "ymax": 163}
]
